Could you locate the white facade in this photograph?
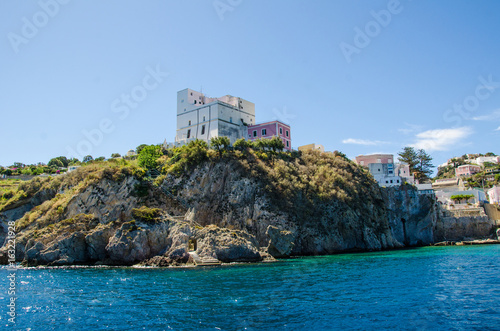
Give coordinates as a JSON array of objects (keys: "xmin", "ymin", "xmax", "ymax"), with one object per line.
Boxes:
[
  {"xmin": 415, "ymin": 183, "xmax": 433, "ymax": 195},
  {"xmin": 475, "ymin": 156, "xmax": 500, "ymax": 167},
  {"xmin": 435, "ymin": 189, "xmax": 487, "ymax": 206},
  {"xmin": 176, "ymin": 88, "xmax": 255, "ymax": 145},
  {"xmin": 368, "ymin": 163, "xmax": 402, "ymax": 187},
  {"xmin": 67, "ymin": 166, "xmax": 81, "ymax": 172},
  {"xmin": 487, "ymin": 186, "xmax": 500, "ymax": 203}
]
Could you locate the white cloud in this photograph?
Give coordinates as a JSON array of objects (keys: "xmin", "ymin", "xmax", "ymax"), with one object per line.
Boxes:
[
  {"xmin": 410, "ymin": 127, "xmax": 473, "ymax": 151},
  {"xmin": 342, "ymin": 138, "xmax": 390, "ymax": 146},
  {"xmin": 495, "ymin": 126, "xmax": 500, "ymax": 131},
  {"xmin": 398, "ymin": 123, "xmax": 424, "ymax": 135},
  {"xmin": 472, "ymin": 109, "xmax": 500, "ymax": 121}
]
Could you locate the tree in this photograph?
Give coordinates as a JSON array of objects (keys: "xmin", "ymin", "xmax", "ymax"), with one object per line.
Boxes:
[
  {"xmin": 111, "ymin": 153, "xmax": 121, "ymax": 158},
  {"xmin": 48, "ymin": 158, "xmax": 64, "ymax": 168},
  {"xmin": 415, "ymin": 149, "xmax": 434, "ymax": 181},
  {"xmin": 233, "ymin": 137, "xmax": 250, "ymax": 151},
  {"xmin": 95, "ymin": 156, "xmax": 106, "ymax": 162},
  {"xmin": 136, "ymin": 144, "xmax": 148, "ymax": 154},
  {"xmin": 210, "ymin": 136, "xmax": 231, "ymax": 157},
  {"xmin": 48, "ymin": 156, "xmax": 69, "ymax": 168},
  {"xmin": 138, "ymin": 145, "xmax": 162, "ymax": 170},
  {"xmin": 83, "ymin": 155, "xmax": 93, "ymax": 163},
  {"xmin": 485, "ymin": 152, "xmax": 496, "ymax": 157},
  {"xmin": 268, "ymin": 136, "xmax": 285, "ymax": 154},
  {"xmin": 398, "ymin": 147, "xmax": 434, "ymax": 181}
]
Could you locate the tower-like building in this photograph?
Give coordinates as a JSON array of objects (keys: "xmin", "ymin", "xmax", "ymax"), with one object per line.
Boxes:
[{"xmin": 175, "ymin": 88, "xmax": 255, "ymax": 145}]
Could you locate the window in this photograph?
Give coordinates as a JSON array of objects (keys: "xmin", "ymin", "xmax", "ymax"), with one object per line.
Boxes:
[
  {"xmin": 253, "ymin": 130, "xmax": 257, "ymax": 137},
  {"xmin": 280, "ymin": 128, "xmax": 283, "ymax": 135},
  {"xmin": 203, "ymin": 116, "xmax": 206, "ymax": 121},
  {"xmin": 184, "ymin": 108, "xmax": 186, "ymax": 112},
  {"xmin": 181, "ymin": 99, "xmax": 184, "ymax": 103},
  {"xmin": 190, "ymin": 92, "xmax": 193, "ymax": 96},
  {"xmin": 262, "ymin": 129, "xmax": 267, "ymax": 136},
  {"xmin": 286, "ymin": 141, "xmax": 289, "ymax": 147},
  {"xmin": 188, "ymin": 120, "xmax": 191, "ymax": 126},
  {"xmin": 201, "ymin": 125, "xmax": 205, "ymax": 135},
  {"xmin": 386, "ymin": 180, "xmax": 389, "ymax": 183},
  {"xmin": 194, "ymin": 100, "xmax": 197, "ymax": 104},
  {"xmin": 230, "ymin": 117, "xmax": 233, "ymax": 123},
  {"xmin": 390, "ymin": 180, "xmax": 393, "ymax": 183},
  {"xmin": 377, "ymin": 159, "xmax": 382, "ymax": 163},
  {"xmin": 360, "ymin": 161, "xmax": 364, "ymax": 166},
  {"xmin": 187, "ymin": 129, "xmax": 191, "ymax": 139},
  {"xmin": 286, "ymin": 130, "xmax": 289, "ymax": 137},
  {"xmin": 397, "ymin": 180, "xmax": 400, "ymax": 183}
]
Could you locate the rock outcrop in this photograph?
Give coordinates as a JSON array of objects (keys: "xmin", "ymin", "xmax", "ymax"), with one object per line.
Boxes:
[{"xmin": 0, "ymin": 156, "xmax": 443, "ymax": 266}]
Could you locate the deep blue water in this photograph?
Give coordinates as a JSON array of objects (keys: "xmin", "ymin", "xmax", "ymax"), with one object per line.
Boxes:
[{"xmin": 1, "ymin": 245, "xmax": 499, "ymax": 330}]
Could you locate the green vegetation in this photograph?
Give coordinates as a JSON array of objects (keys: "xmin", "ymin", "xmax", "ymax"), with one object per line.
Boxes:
[
  {"xmin": 131, "ymin": 206, "xmax": 162, "ymax": 223},
  {"xmin": 137, "ymin": 145, "xmax": 163, "ymax": 170},
  {"xmin": 450, "ymin": 194, "xmax": 475, "ymax": 203},
  {"xmin": 398, "ymin": 147, "xmax": 434, "ymax": 181}
]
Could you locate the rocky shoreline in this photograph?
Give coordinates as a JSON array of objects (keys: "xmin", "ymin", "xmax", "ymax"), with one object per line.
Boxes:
[{"xmin": 0, "ymin": 155, "xmax": 498, "ymax": 267}]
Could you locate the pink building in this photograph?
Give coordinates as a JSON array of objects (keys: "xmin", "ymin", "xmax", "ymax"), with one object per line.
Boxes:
[
  {"xmin": 455, "ymin": 165, "xmax": 481, "ymax": 176},
  {"xmin": 355, "ymin": 154, "xmax": 394, "ymax": 167},
  {"xmin": 247, "ymin": 121, "xmax": 292, "ymax": 151}
]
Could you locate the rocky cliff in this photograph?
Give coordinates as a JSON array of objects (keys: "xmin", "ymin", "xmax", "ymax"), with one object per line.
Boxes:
[{"xmin": 0, "ymin": 153, "xmax": 440, "ymax": 266}]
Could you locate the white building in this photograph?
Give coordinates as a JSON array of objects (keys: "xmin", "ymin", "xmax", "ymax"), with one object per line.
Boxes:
[
  {"xmin": 435, "ymin": 189, "xmax": 487, "ymax": 206},
  {"xmin": 368, "ymin": 163, "xmax": 402, "ymax": 187},
  {"xmin": 487, "ymin": 186, "xmax": 500, "ymax": 204},
  {"xmin": 67, "ymin": 165, "xmax": 81, "ymax": 172},
  {"xmin": 475, "ymin": 156, "xmax": 500, "ymax": 167},
  {"xmin": 415, "ymin": 183, "xmax": 433, "ymax": 195},
  {"xmin": 175, "ymin": 88, "xmax": 255, "ymax": 146}
]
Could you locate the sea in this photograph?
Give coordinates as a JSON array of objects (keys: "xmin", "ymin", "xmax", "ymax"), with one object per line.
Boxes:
[{"xmin": 1, "ymin": 245, "xmax": 499, "ymax": 330}]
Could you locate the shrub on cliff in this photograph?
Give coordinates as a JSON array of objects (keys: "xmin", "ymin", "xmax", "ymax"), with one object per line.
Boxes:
[
  {"xmin": 131, "ymin": 206, "xmax": 162, "ymax": 223},
  {"xmin": 164, "ymin": 139, "xmax": 208, "ymax": 175},
  {"xmin": 138, "ymin": 145, "xmax": 163, "ymax": 170}
]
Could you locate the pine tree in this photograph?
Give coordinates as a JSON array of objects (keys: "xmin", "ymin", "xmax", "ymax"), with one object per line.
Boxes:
[{"xmin": 398, "ymin": 147, "xmax": 434, "ymax": 181}]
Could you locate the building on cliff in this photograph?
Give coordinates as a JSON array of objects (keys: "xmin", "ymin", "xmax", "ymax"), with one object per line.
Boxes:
[
  {"xmin": 247, "ymin": 121, "xmax": 292, "ymax": 151},
  {"xmin": 175, "ymin": 88, "xmax": 256, "ymax": 146},
  {"xmin": 298, "ymin": 143, "xmax": 325, "ymax": 153},
  {"xmin": 355, "ymin": 154, "xmax": 414, "ymax": 187},
  {"xmin": 455, "ymin": 164, "xmax": 481, "ymax": 177},
  {"xmin": 174, "ymin": 88, "xmax": 293, "ymax": 149}
]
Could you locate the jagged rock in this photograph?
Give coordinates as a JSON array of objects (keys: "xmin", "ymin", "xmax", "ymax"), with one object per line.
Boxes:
[
  {"xmin": 86, "ymin": 224, "xmax": 115, "ymax": 261},
  {"xmin": 106, "ymin": 222, "xmax": 151, "ymax": 264},
  {"xmin": 141, "ymin": 255, "xmax": 171, "ymax": 267},
  {"xmin": 266, "ymin": 225, "xmax": 294, "ymax": 258},
  {"xmin": 496, "ymin": 228, "xmax": 500, "ymax": 240},
  {"xmin": 65, "ymin": 177, "xmax": 139, "ymax": 223},
  {"xmin": 195, "ymin": 225, "xmax": 261, "ymax": 262}
]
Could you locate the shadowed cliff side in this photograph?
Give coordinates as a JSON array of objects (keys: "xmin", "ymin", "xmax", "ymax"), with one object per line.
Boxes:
[{"xmin": 0, "ymin": 151, "xmax": 438, "ymax": 266}]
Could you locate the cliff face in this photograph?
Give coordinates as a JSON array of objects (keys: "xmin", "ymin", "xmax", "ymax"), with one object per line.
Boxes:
[
  {"xmin": 383, "ymin": 187, "xmax": 438, "ymax": 246},
  {"xmin": 0, "ymin": 155, "xmax": 440, "ymax": 266}
]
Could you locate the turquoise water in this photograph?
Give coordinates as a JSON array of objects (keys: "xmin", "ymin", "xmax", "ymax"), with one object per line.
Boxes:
[{"xmin": 1, "ymin": 245, "xmax": 499, "ymax": 330}]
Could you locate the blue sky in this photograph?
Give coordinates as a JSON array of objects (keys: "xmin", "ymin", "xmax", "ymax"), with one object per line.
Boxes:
[{"xmin": 1, "ymin": 0, "xmax": 500, "ymax": 170}]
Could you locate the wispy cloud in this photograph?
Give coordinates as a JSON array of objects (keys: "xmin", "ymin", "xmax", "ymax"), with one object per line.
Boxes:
[
  {"xmin": 410, "ymin": 127, "xmax": 473, "ymax": 151},
  {"xmin": 342, "ymin": 138, "xmax": 390, "ymax": 146},
  {"xmin": 398, "ymin": 123, "xmax": 424, "ymax": 135},
  {"xmin": 472, "ymin": 109, "xmax": 500, "ymax": 121},
  {"xmin": 495, "ymin": 126, "xmax": 500, "ymax": 131}
]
